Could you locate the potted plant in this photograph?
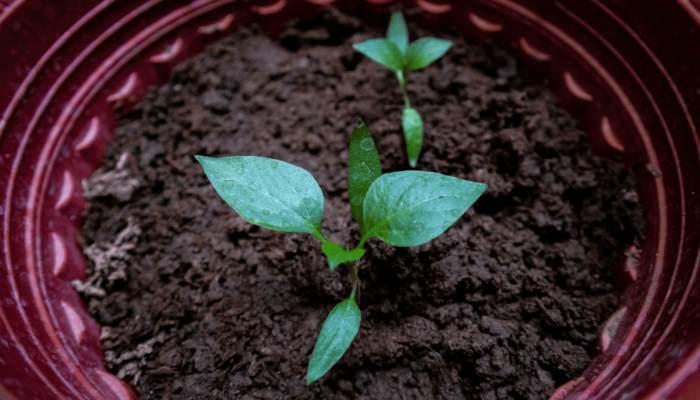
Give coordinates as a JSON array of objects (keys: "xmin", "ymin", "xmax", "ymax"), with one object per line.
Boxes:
[{"xmin": 0, "ymin": 1, "xmax": 697, "ymax": 399}]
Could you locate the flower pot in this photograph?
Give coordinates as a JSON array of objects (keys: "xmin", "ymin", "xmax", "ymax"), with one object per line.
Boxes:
[{"xmin": 0, "ymin": 1, "xmax": 698, "ymax": 399}]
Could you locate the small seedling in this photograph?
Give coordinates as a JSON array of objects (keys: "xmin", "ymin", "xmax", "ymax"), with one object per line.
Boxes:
[
  {"xmin": 353, "ymin": 11, "xmax": 453, "ymax": 167},
  {"xmin": 195, "ymin": 119, "xmax": 486, "ymax": 385}
]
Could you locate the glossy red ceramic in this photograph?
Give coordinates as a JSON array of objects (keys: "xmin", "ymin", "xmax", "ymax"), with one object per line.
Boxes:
[{"xmin": 1, "ymin": 1, "xmax": 699, "ymax": 399}]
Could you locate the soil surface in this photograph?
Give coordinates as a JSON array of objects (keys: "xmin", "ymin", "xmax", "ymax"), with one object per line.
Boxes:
[{"xmin": 78, "ymin": 8, "xmax": 645, "ymax": 400}]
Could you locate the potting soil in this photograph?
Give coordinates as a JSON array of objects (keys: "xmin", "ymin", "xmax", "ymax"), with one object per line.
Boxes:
[{"xmin": 78, "ymin": 8, "xmax": 645, "ymax": 400}]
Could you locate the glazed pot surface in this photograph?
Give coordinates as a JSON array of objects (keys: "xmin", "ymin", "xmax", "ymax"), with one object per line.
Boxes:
[{"xmin": 1, "ymin": 1, "xmax": 699, "ymax": 399}]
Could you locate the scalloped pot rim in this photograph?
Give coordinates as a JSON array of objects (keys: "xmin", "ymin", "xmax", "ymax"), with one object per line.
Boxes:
[{"xmin": 1, "ymin": 1, "xmax": 699, "ymax": 399}]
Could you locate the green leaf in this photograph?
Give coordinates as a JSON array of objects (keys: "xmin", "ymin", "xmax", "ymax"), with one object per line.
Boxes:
[
  {"xmin": 322, "ymin": 242, "xmax": 365, "ymax": 270},
  {"xmin": 405, "ymin": 37, "xmax": 453, "ymax": 70},
  {"xmin": 353, "ymin": 39, "xmax": 404, "ymax": 71},
  {"xmin": 387, "ymin": 12, "xmax": 409, "ymax": 55},
  {"xmin": 402, "ymin": 108, "xmax": 423, "ymax": 168},
  {"xmin": 195, "ymin": 155, "xmax": 325, "ymax": 241},
  {"xmin": 307, "ymin": 291, "xmax": 361, "ymax": 385},
  {"xmin": 348, "ymin": 118, "xmax": 382, "ymax": 232},
  {"xmin": 362, "ymin": 171, "xmax": 487, "ymax": 247}
]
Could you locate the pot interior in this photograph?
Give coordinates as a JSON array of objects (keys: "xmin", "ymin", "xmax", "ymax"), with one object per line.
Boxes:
[{"xmin": 1, "ymin": 1, "xmax": 699, "ymax": 399}]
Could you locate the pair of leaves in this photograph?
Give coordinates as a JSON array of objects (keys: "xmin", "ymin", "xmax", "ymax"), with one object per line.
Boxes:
[
  {"xmin": 353, "ymin": 13, "xmax": 452, "ymax": 72},
  {"xmin": 196, "ymin": 122, "xmax": 487, "ymax": 258},
  {"xmin": 322, "ymin": 242, "xmax": 364, "ymax": 270}
]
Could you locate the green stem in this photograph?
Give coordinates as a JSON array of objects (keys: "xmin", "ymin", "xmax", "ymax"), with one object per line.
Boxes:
[
  {"xmin": 356, "ymin": 236, "xmax": 368, "ymax": 251},
  {"xmin": 402, "ymin": 89, "xmax": 411, "ymax": 110},
  {"xmin": 350, "ymin": 281, "xmax": 357, "ymax": 301},
  {"xmin": 350, "ymin": 267, "xmax": 360, "ymax": 307},
  {"xmin": 397, "ymin": 69, "xmax": 411, "ymax": 110},
  {"xmin": 348, "ymin": 260, "xmax": 358, "ymax": 283},
  {"xmin": 344, "ymin": 260, "xmax": 360, "ymax": 307}
]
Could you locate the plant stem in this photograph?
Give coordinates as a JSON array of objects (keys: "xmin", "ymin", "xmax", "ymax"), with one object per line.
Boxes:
[
  {"xmin": 348, "ymin": 260, "xmax": 358, "ymax": 283},
  {"xmin": 357, "ymin": 237, "xmax": 366, "ymax": 250},
  {"xmin": 349, "ymin": 261, "xmax": 361, "ymax": 307},
  {"xmin": 401, "ymin": 83, "xmax": 411, "ymax": 109},
  {"xmin": 397, "ymin": 69, "xmax": 411, "ymax": 110}
]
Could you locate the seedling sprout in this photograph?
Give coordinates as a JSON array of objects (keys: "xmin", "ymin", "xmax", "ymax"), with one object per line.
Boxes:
[
  {"xmin": 353, "ymin": 12, "xmax": 453, "ymax": 167},
  {"xmin": 195, "ymin": 119, "xmax": 486, "ymax": 385}
]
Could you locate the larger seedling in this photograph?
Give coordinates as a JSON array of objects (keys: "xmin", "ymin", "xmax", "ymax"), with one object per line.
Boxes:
[{"xmin": 195, "ymin": 119, "xmax": 486, "ymax": 384}]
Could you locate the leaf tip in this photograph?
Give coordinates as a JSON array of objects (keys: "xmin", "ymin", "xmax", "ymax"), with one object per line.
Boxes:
[
  {"xmin": 408, "ymin": 158, "xmax": 418, "ymax": 168},
  {"xmin": 306, "ymin": 377, "xmax": 314, "ymax": 386},
  {"xmin": 352, "ymin": 42, "xmax": 368, "ymax": 53},
  {"xmin": 354, "ymin": 118, "xmax": 365, "ymax": 128},
  {"xmin": 194, "ymin": 155, "xmax": 213, "ymax": 168}
]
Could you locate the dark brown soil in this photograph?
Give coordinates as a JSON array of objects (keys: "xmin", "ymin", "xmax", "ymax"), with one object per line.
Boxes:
[{"xmin": 77, "ymin": 8, "xmax": 645, "ymax": 400}]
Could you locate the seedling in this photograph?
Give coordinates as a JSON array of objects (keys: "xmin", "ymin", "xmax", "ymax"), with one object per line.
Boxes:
[
  {"xmin": 195, "ymin": 119, "xmax": 486, "ymax": 385},
  {"xmin": 353, "ymin": 11, "xmax": 453, "ymax": 167}
]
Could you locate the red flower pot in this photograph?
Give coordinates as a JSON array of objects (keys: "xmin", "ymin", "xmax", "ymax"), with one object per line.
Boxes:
[{"xmin": 1, "ymin": 1, "xmax": 698, "ymax": 399}]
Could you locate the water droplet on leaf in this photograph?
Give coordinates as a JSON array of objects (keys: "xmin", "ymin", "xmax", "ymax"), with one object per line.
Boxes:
[
  {"xmin": 360, "ymin": 138, "xmax": 374, "ymax": 151},
  {"xmin": 302, "ymin": 197, "xmax": 321, "ymax": 214},
  {"xmin": 414, "ymin": 222, "xmax": 425, "ymax": 232},
  {"xmin": 248, "ymin": 182, "xmax": 260, "ymax": 191},
  {"xmin": 351, "ymin": 171, "xmax": 367, "ymax": 182},
  {"xmin": 450, "ymin": 209, "xmax": 462, "ymax": 218},
  {"xmin": 355, "ymin": 119, "xmax": 364, "ymax": 128},
  {"xmin": 360, "ymin": 162, "xmax": 371, "ymax": 176},
  {"xmin": 262, "ymin": 209, "xmax": 271, "ymax": 217},
  {"xmin": 221, "ymin": 179, "xmax": 236, "ymax": 191},
  {"xmin": 227, "ymin": 158, "xmax": 246, "ymax": 177}
]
